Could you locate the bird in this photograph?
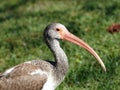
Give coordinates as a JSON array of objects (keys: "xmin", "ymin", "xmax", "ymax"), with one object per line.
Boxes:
[{"xmin": 0, "ymin": 23, "xmax": 106, "ymax": 90}]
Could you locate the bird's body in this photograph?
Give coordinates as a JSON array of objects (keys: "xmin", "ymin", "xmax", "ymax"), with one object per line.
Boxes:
[
  {"xmin": 0, "ymin": 23, "xmax": 106, "ymax": 90},
  {"xmin": 0, "ymin": 60, "xmax": 62, "ymax": 90}
]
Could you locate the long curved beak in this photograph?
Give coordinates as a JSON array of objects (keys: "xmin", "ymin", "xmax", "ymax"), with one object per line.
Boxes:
[{"xmin": 63, "ymin": 31, "xmax": 106, "ymax": 72}]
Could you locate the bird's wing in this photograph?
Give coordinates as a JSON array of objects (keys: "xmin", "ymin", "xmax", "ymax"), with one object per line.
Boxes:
[
  {"xmin": 0, "ymin": 60, "xmax": 53, "ymax": 90},
  {"xmin": 0, "ymin": 74, "xmax": 47, "ymax": 90}
]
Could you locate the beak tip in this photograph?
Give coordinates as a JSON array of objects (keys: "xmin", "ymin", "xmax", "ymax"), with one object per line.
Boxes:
[
  {"xmin": 104, "ymin": 67, "xmax": 107, "ymax": 72},
  {"xmin": 102, "ymin": 65, "xmax": 106, "ymax": 72}
]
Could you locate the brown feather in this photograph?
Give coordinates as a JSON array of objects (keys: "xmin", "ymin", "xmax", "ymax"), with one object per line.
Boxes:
[
  {"xmin": 0, "ymin": 75, "xmax": 47, "ymax": 90},
  {"xmin": 0, "ymin": 60, "xmax": 54, "ymax": 90}
]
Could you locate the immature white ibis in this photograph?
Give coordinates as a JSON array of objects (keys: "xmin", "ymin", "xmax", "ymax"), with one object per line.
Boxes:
[{"xmin": 0, "ymin": 23, "xmax": 106, "ymax": 90}]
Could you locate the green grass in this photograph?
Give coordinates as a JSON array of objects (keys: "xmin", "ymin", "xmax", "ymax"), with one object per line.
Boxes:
[{"xmin": 0, "ymin": 0, "xmax": 120, "ymax": 90}]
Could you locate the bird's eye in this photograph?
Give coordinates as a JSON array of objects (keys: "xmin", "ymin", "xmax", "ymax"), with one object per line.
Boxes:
[{"xmin": 56, "ymin": 28, "xmax": 60, "ymax": 31}]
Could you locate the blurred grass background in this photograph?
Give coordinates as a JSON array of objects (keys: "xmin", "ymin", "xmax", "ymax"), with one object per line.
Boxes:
[{"xmin": 0, "ymin": 0, "xmax": 120, "ymax": 90}]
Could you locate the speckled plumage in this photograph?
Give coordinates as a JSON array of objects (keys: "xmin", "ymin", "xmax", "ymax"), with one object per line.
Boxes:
[
  {"xmin": 0, "ymin": 60, "xmax": 50, "ymax": 90},
  {"xmin": 0, "ymin": 59, "xmax": 68, "ymax": 90}
]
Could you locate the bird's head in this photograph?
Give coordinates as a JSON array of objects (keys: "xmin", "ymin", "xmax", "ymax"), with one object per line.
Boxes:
[
  {"xmin": 44, "ymin": 23, "xmax": 106, "ymax": 72},
  {"xmin": 44, "ymin": 23, "xmax": 68, "ymax": 40}
]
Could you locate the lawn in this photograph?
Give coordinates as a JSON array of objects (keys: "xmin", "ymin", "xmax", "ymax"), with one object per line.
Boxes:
[{"xmin": 0, "ymin": 0, "xmax": 120, "ymax": 90}]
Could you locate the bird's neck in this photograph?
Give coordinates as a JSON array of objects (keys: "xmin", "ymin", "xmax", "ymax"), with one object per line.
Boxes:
[{"xmin": 46, "ymin": 38, "xmax": 69, "ymax": 76}]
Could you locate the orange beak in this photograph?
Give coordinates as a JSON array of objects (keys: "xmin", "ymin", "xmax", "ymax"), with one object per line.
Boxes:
[{"xmin": 63, "ymin": 31, "xmax": 106, "ymax": 72}]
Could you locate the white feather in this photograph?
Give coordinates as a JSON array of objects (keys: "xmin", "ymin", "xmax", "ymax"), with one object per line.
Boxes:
[
  {"xmin": 3, "ymin": 67, "xmax": 15, "ymax": 76},
  {"xmin": 42, "ymin": 74, "xmax": 56, "ymax": 90},
  {"xmin": 24, "ymin": 61, "xmax": 32, "ymax": 64},
  {"xmin": 30, "ymin": 69, "xmax": 47, "ymax": 76}
]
